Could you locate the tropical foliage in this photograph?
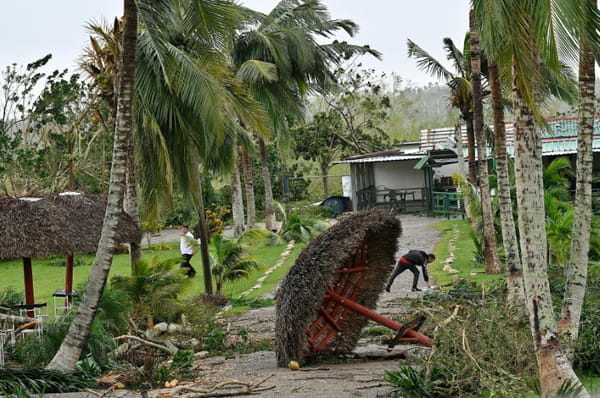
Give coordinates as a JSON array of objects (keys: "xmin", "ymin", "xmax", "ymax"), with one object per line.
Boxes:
[
  {"xmin": 110, "ymin": 257, "xmax": 190, "ymax": 325},
  {"xmin": 209, "ymin": 233, "xmax": 261, "ymax": 294}
]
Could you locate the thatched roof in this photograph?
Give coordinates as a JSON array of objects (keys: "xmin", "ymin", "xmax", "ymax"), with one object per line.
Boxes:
[
  {"xmin": 0, "ymin": 193, "xmax": 141, "ymax": 260},
  {"xmin": 275, "ymin": 209, "xmax": 401, "ymax": 367}
]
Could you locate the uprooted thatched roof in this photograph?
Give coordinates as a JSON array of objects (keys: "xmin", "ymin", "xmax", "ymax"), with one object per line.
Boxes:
[
  {"xmin": 275, "ymin": 209, "xmax": 401, "ymax": 366},
  {"xmin": 0, "ymin": 193, "xmax": 141, "ymax": 260}
]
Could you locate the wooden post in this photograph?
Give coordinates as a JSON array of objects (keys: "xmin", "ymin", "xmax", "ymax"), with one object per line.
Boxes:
[
  {"xmin": 23, "ymin": 258, "xmax": 35, "ymax": 318},
  {"xmin": 65, "ymin": 254, "xmax": 74, "ymax": 305}
]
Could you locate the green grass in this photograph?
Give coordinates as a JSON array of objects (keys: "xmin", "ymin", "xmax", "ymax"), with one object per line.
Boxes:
[
  {"xmin": 0, "ymin": 239, "xmax": 303, "ymax": 318},
  {"xmin": 429, "ymin": 219, "xmax": 504, "ymax": 288}
]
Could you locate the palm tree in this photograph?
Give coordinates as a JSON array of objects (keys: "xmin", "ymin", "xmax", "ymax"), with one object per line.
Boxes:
[
  {"xmin": 110, "ymin": 257, "xmax": 190, "ymax": 327},
  {"xmin": 49, "ymin": 0, "xmax": 269, "ymax": 372},
  {"xmin": 132, "ymin": 0, "xmax": 269, "ymax": 290},
  {"xmin": 407, "ymin": 36, "xmax": 478, "ymax": 184},
  {"xmin": 47, "ymin": 0, "xmax": 138, "ymax": 373},
  {"xmin": 473, "ymin": 0, "xmax": 600, "ymax": 394},
  {"xmin": 81, "ymin": 18, "xmax": 142, "ymax": 268},
  {"xmin": 231, "ymin": 145, "xmax": 246, "ymax": 236},
  {"xmin": 232, "ymin": 0, "xmax": 380, "ymax": 231},
  {"xmin": 469, "ymin": 9, "xmax": 502, "ymax": 274},
  {"xmin": 209, "ymin": 233, "xmax": 261, "ymax": 294},
  {"xmin": 559, "ymin": 0, "xmax": 597, "ymax": 344},
  {"xmin": 488, "ymin": 61, "xmax": 523, "ymax": 301}
]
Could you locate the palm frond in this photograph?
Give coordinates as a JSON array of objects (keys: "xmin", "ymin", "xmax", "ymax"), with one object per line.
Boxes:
[{"xmin": 407, "ymin": 39, "xmax": 455, "ymax": 82}]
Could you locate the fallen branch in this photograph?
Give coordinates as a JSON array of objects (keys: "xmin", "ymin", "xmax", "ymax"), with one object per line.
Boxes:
[
  {"xmin": 114, "ymin": 335, "xmax": 177, "ymax": 354},
  {"xmin": 461, "ymin": 328, "xmax": 482, "ymax": 372},
  {"xmin": 173, "ymin": 373, "xmax": 274, "ymax": 397},
  {"xmin": 356, "ymin": 382, "xmax": 387, "ymax": 390}
]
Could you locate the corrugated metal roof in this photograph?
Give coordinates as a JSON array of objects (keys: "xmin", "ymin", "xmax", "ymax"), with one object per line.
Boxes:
[
  {"xmin": 335, "ymin": 153, "xmax": 424, "ymax": 164},
  {"xmin": 506, "ymin": 136, "xmax": 600, "ymax": 156},
  {"xmin": 420, "ymin": 116, "xmax": 600, "ymax": 152}
]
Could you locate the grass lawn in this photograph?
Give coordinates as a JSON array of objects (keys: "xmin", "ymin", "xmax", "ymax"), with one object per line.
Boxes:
[
  {"xmin": 429, "ymin": 218, "xmax": 504, "ymax": 288},
  {"xmin": 0, "ymin": 239, "xmax": 300, "ymax": 318}
]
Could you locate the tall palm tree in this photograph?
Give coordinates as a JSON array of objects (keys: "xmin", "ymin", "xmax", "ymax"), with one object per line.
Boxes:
[
  {"xmin": 49, "ymin": 0, "xmax": 269, "ymax": 372},
  {"xmin": 559, "ymin": 0, "xmax": 596, "ymax": 344},
  {"xmin": 81, "ymin": 18, "xmax": 142, "ymax": 268},
  {"xmin": 488, "ymin": 61, "xmax": 523, "ymax": 301},
  {"xmin": 232, "ymin": 0, "xmax": 380, "ymax": 231},
  {"xmin": 407, "ymin": 36, "xmax": 478, "ymax": 184},
  {"xmin": 47, "ymin": 0, "xmax": 138, "ymax": 373},
  {"xmin": 133, "ymin": 0, "xmax": 269, "ymax": 289},
  {"xmin": 469, "ymin": 9, "xmax": 502, "ymax": 274},
  {"xmin": 473, "ymin": 0, "xmax": 600, "ymax": 394}
]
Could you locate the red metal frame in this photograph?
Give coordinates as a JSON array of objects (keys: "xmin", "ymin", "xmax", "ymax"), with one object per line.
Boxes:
[{"xmin": 306, "ymin": 240, "xmax": 433, "ymax": 351}]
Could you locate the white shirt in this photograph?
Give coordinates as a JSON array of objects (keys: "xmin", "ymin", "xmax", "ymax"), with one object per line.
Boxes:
[{"xmin": 180, "ymin": 231, "xmax": 195, "ymax": 255}]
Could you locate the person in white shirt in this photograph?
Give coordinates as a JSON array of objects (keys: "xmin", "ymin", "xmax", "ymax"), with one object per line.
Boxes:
[{"xmin": 180, "ymin": 225, "xmax": 197, "ymax": 277}]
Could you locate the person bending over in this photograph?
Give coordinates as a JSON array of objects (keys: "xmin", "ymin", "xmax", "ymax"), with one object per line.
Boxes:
[{"xmin": 385, "ymin": 250, "xmax": 435, "ymax": 292}]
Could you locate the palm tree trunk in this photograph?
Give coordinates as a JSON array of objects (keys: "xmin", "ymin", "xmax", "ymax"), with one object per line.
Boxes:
[
  {"xmin": 559, "ymin": 16, "xmax": 595, "ymax": 342},
  {"xmin": 454, "ymin": 123, "xmax": 465, "ymax": 178},
  {"xmin": 190, "ymin": 160, "xmax": 213, "ymax": 295},
  {"xmin": 125, "ymin": 128, "xmax": 142, "ymax": 270},
  {"xmin": 47, "ymin": 0, "xmax": 137, "ymax": 372},
  {"xmin": 241, "ymin": 146, "xmax": 256, "ymax": 229},
  {"xmin": 321, "ymin": 164, "xmax": 330, "ymax": 198},
  {"xmin": 231, "ymin": 147, "xmax": 245, "ymax": 237},
  {"xmin": 464, "ymin": 112, "xmax": 477, "ymax": 184},
  {"xmin": 512, "ymin": 61, "xmax": 587, "ymax": 396},
  {"xmin": 470, "ymin": 10, "xmax": 502, "ymax": 274},
  {"xmin": 489, "ymin": 61, "xmax": 523, "ymax": 301},
  {"xmin": 259, "ymin": 138, "xmax": 276, "ymax": 231}
]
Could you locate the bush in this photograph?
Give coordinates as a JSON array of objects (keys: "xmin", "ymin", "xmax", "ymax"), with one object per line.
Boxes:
[
  {"xmin": 10, "ymin": 316, "xmax": 116, "ymax": 367},
  {"xmin": 47, "ymin": 256, "xmax": 88, "ymax": 267},
  {"xmin": 574, "ymin": 306, "xmax": 600, "ymax": 376},
  {"xmin": 0, "ymin": 368, "xmax": 96, "ymax": 395},
  {"xmin": 385, "ymin": 366, "xmax": 441, "ymax": 398},
  {"xmin": 0, "ymin": 286, "xmax": 23, "ymax": 307}
]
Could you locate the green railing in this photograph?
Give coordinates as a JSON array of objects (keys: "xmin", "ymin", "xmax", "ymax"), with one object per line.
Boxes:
[{"xmin": 430, "ymin": 191, "xmax": 465, "ymax": 218}]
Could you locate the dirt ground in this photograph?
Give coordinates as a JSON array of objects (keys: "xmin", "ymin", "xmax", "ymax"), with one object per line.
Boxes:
[{"xmin": 56, "ymin": 215, "xmax": 442, "ymax": 398}]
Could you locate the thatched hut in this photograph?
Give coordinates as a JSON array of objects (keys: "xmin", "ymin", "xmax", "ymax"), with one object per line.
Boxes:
[
  {"xmin": 275, "ymin": 209, "xmax": 401, "ymax": 367},
  {"xmin": 0, "ymin": 192, "xmax": 141, "ymax": 316}
]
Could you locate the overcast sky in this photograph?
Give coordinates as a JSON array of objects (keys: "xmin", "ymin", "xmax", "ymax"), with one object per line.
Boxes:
[{"xmin": 0, "ymin": 1, "xmax": 470, "ymax": 87}]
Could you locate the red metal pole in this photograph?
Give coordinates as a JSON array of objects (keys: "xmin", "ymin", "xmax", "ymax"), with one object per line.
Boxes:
[
  {"xmin": 23, "ymin": 258, "xmax": 35, "ymax": 318},
  {"xmin": 326, "ymin": 289, "xmax": 433, "ymax": 347},
  {"xmin": 65, "ymin": 254, "xmax": 74, "ymax": 305}
]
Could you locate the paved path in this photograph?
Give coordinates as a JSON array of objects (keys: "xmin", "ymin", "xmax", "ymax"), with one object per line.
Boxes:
[{"xmin": 378, "ymin": 214, "xmax": 442, "ymax": 308}]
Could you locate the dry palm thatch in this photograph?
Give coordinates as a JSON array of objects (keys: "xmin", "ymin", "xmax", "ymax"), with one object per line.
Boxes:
[
  {"xmin": 275, "ymin": 209, "xmax": 401, "ymax": 367},
  {"xmin": 0, "ymin": 193, "xmax": 141, "ymax": 260}
]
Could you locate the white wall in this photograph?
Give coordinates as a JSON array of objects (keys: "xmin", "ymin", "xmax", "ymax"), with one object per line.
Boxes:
[
  {"xmin": 372, "ymin": 160, "xmax": 425, "ymax": 200},
  {"xmin": 434, "ymin": 163, "xmax": 460, "ymax": 180}
]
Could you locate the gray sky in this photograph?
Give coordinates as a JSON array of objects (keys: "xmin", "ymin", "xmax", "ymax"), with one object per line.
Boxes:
[{"xmin": 0, "ymin": 1, "xmax": 470, "ymax": 87}]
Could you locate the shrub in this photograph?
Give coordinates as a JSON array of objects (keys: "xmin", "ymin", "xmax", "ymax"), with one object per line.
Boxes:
[
  {"xmin": 0, "ymin": 368, "xmax": 96, "ymax": 395},
  {"xmin": 10, "ymin": 316, "xmax": 116, "ymax": 367},
  {"xmin": 0, "ymin": 286, "xmax": 23, "ymax": 307},
  {"xmin": 574, "ymin": 306, "xmax": 600, "ymax": 375}
]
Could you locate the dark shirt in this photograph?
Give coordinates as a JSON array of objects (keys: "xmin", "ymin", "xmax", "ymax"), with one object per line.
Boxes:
[{"xmin": 400, "ymin": 250, "xmax": 430, "ymax": 282}]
